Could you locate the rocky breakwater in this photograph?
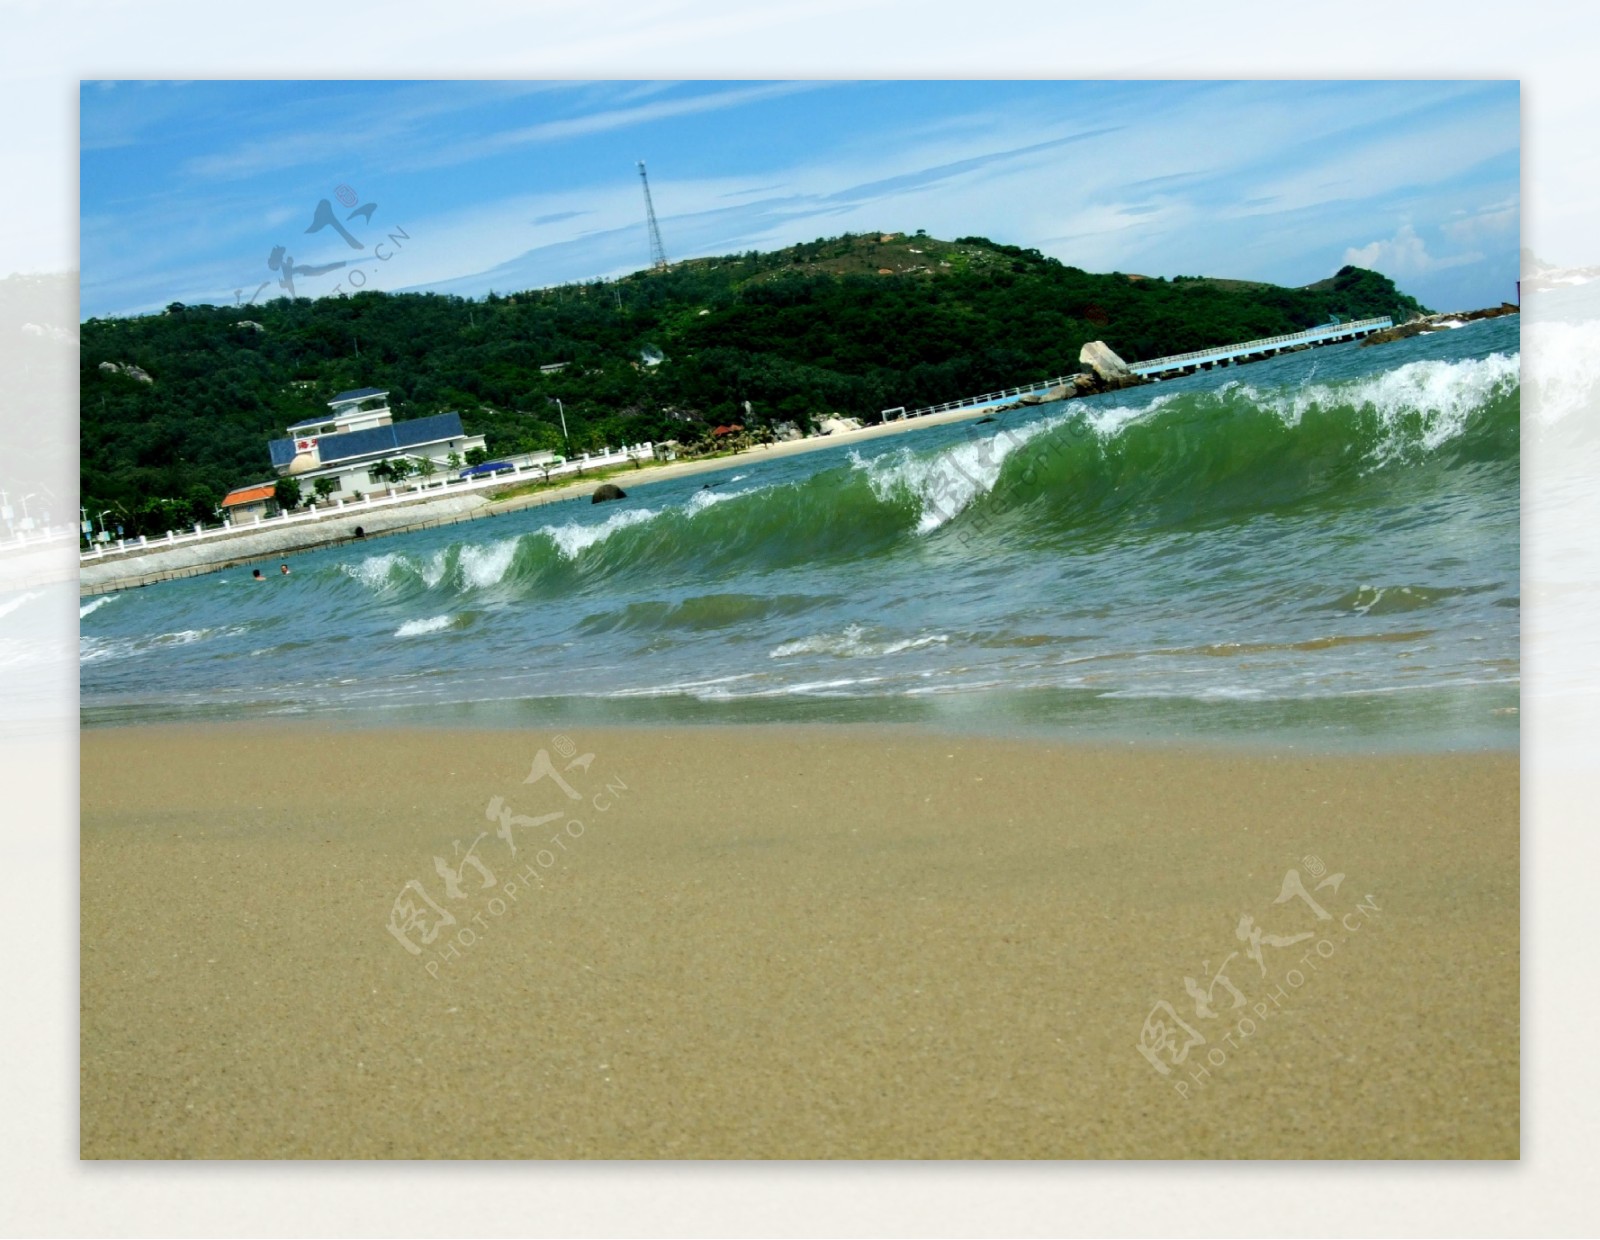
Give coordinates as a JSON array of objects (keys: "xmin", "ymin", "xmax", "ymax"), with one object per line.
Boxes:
[
  {"xmin": 991, "ymin": 340, "xmax": 1150, "ymax": 414},
  {"xmin": 1361, "ymin": 302, "xmax": 1519, "ymax": 347}
]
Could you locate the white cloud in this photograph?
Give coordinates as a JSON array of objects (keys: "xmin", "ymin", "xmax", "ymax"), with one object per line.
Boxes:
[
  {"xmin": 1227, "ymin": 93, "xmax": 1517, "ymax": 221},
  {"xmin": 402, "ymin": 82, "xmax": 831, "ymax": 171},
  {"xmin": 175, "ymin": 81, "xmax": 573, "ymax": 181},
  {"xmin": 79, "ymin": 81, "xmax": 1523, "ymax": 316},
  {"xmin": 1442, "ymin": 196, "xmax": 1520, "ymax": 243},
  {"xmin": 1343, "ymin": 223, "xmax": 1481, "ymax": 277}
]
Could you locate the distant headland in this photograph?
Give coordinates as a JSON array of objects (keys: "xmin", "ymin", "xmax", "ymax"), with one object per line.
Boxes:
[{"xmin": 81, "ymin": 231, "xmax": 1436, "ymax": 538}]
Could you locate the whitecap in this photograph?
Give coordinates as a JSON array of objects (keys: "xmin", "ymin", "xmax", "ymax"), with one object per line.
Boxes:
[
  {"xmin": 684, "ymin": 488, "xmax": 740, "ymax": 513},
  {"xmin": 395, "ymin": 614, "xmax": 458, "ymax": 637},
  {"xmin": 771, "ymin": 623, "xmax": 948, "ymax": 660},
  {"xmin": 1231, "ymin": 352, "xmax": 1519, "ymax": 462},
  {"xmin": 79, "ymin": 624, "xmax": 246, "ymax": 665},
  {"xmin": 458, "ymin": 538, "xmax": 520, "ymax": 589},
  {"xmin": 419, "ymin": 549, "xmax": 450, "ymax": 588},
  {"xmin": 851, "ymin": 414, "xmax": 1068, "ymax": 534},
  {"xmin": 541, "ymin": 507, "xmax": 659, "ymax": 558},
  {"xmin": 610, "ymin": 672, "xmax": 766, "ymax": 699},
  {"xmin": 341, "ymin": 552, "xmax": 408, "ymax": 591},
  {"xmin": 748, "ymin": 677, "xmax": 882, "ymax": 697}
]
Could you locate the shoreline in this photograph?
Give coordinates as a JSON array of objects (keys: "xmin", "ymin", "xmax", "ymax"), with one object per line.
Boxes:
[
  {"xmin": 77, "ymin": 305, "xmax": 1521, "ymax": 597},
  {"xmin": 82, "ymin": 722, "xmax": 1518, "ymax": 1159},
  {"xmin": 76, "ymin": 398, "xmax": 1044, "ymax": 596},
  {"xmin": 78, "ymin": 696, "xmax": 1522, "ymax": 756}
]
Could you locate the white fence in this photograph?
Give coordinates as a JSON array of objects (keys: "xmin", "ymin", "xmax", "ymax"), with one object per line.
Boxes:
[
  {"xmin": 894, "ymin": 373, "xmax": 1084, "ymax": 421},
  {"xmin": 80, "ymin": 442, "xmax": 653, "ymax": 564}
]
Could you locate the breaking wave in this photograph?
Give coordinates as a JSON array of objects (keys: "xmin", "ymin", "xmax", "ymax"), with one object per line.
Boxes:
[{"xmin": 326, "ymin": 352, "xmax": 1517, "ymax": 604}]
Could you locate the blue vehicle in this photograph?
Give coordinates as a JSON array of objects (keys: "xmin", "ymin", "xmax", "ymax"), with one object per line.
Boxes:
[{"xmin": 459, "ymin": 461, "xmax": 515, "ymax": 478}]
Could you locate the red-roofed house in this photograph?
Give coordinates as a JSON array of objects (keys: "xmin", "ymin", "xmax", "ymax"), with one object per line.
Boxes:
[{"xmin": 221, "ymin": 482, "xmax": 280, "ymax": 523}]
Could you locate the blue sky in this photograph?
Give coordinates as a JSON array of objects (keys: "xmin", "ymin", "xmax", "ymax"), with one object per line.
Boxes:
[{"xmin": 79, "ymin": 79, "xmax": 1520, "ymax": 319}]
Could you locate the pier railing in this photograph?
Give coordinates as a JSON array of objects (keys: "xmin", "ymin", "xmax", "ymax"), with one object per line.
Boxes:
[
  {"xmin": 1128, "ymin": 317, "xmax": 1392, "ymax": 374},
  {"xmin": 888, "ymin": 372, "xmax": 1085, "ymax": 422},
  {"xmin": 884, "ymin": 317, "xmax": 1394, "ymax": 422}
]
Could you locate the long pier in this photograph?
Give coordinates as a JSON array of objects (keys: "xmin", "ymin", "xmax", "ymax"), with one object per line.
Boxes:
[
  {"xmin": 1128, "ymin": 316, "xmax": 1392, "ymax": 380},
  {"xmin": 884, "ymin": 316, "xmax": 1393, "ymax": 421}
]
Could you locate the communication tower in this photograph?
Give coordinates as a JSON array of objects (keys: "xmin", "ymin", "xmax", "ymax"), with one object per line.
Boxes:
[{"xmin": 637, "ymin": 161, "xmax": 669, "ymax": 270}]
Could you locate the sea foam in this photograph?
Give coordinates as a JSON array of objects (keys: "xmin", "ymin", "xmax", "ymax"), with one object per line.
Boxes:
[
  {"xmin": 1233, "ymin": 352, "xmax": 1519, "ymax": 460},
  {"xmin": 852, "ymin": 416, "xmax": 1061, "ymax": 534},
  {"xmin": 395, "ymin": 614, "xmax": 458, "ymax": 637},
  {"xmin": 542, "ymin": 507, "xmax": 659, "ymax": 559},
  {"xmin": 771, "ymin": 623, "xmax": 948, "ymax": 659}
]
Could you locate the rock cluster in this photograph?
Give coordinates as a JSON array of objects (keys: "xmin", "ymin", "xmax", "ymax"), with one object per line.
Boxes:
[
  {"xmin": 97, "ymin": 361, "xmax": 153, "ymax": 383},
  {"xmin": 1361, "ymin": 303, "xmax": 1519, "ymax": 347},
  {"xmin": 984, "ymin": 340, "xmax": 1149, "ymax": 416}
]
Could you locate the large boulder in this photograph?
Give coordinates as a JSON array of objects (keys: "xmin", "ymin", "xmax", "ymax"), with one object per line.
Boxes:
[
  {"xmin": 1079, "ymin": 340, "xmax": 1136, "ymax": 386},
  {"xmin": 592, "ymin": 483, "xmax": 627, "ymax": 504}
]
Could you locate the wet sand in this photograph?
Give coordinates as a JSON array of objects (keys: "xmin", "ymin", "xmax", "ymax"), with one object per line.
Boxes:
[{"xmin": 80, "ymin": 725, "xmax": 1518, "ymax": 1159}]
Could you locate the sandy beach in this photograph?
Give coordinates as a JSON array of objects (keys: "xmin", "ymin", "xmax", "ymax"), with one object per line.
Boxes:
[
  {"xmin": 80, "ymin": 725, "xmax": 1518, "ymax": 1159},
  {"xmin": 495, "ymin": 399, "xmax": 1038, "ymax": 511}
]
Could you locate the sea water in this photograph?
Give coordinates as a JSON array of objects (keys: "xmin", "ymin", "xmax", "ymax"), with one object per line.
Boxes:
[{"xmin": 78, "ymin": 315, "xmax": 1520, "ymax": 748}]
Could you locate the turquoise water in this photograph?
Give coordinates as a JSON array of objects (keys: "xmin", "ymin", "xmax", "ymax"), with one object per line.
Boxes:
[{"xmin": 80, "ymin": 316, "xmax": 1520, "ymax": 748}]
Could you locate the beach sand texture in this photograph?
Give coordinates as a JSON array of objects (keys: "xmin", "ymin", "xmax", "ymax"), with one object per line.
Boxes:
[{"xmin": 81, "ymin": 726, "xmax": 1517, "ymax": 1159}]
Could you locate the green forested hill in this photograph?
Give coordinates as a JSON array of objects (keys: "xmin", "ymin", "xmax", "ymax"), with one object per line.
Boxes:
[{"xmin": 80, "ymin": 231, "xmax": 1429, "ymax": 530}]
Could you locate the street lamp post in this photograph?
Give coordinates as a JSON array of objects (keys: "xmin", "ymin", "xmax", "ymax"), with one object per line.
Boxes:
[{"xmin": 547, "ymin": 398, "xmax": 570, "ymax": 458}]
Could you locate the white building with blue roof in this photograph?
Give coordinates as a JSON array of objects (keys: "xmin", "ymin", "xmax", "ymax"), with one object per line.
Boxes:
[{"xmin": 269, "ymin": 387, "xmax": 486, "ymax": 501}]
